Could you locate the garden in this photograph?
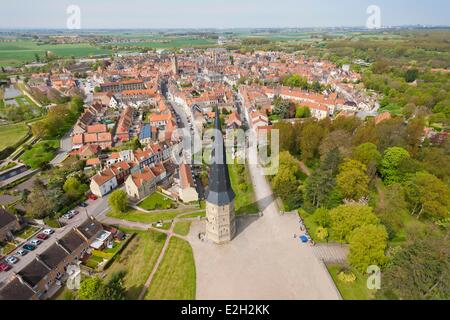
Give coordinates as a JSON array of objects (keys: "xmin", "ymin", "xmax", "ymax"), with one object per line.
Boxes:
[{"xmin": 137, "ymin": 192, "xmax": 176, "ymax": 211}]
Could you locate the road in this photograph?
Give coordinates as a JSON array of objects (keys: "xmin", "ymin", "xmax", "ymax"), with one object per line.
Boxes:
[
  {"xmin": 50, "ymin": 129, "xmax": 73, "ymax": 165},
  {"xmin": 0, "ymin": 192, "xmax": 111, "ymax": 287}
]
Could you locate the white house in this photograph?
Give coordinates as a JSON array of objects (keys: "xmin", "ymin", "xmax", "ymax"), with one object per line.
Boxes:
[{"xmin": 90, "ymin": 169, "xmax": 118, "ymax": 198}]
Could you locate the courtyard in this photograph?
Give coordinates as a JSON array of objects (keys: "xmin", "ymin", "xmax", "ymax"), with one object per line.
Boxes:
[{"xmin": 186, "ymin": 163, "xmax": 341, "ymax": 300}]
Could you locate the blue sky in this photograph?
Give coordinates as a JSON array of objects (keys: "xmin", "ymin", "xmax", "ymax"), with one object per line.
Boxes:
[{"xmin": 0, "ymin": 0, "xmax": 448, "ymax": 29}]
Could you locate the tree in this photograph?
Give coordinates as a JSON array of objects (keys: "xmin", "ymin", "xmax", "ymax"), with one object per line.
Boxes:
[
  {"xmin": 271, "ymin": 152, "xmax": 303, "ymax": 210},
  {"xmin": 78, "ymin": 277, "xmax": 103, "ymax": 300},
  {"xmin": 404, "ymin": 172, "xmax": 450, "ymax": 220},
  {"xmin": 348, "ymin": 224, "xmax": 388, "ymax": 272},
  {"xmin": 313, "ymin": 208, "xmax": 331, "ymax": 227},
  {"xmin": 352, "ymin": 143, "xmax": 381, "ymax": 167},
  {"xmin": 379, "ymin": 234, "xmax": 450, "ymax": 300},
  {"xmin": 300, "ymin": 121, "xmax": 326, "ymax": 161},
  {"xmin": 379, "ymin": 147, "xmax": 411, "ymax": 184},
  {"xmin": 24, "ymin": 179, "xmax": 56, "ymax": 219},
  {"xmin": 336, "ymin": 159, "xmax": 370, "ymax": 201},
  {"xmin": 108, "ymin": 190, "xmax": 128, "ymax": 213},
  {"xmin": 329, "ymin": 204, "xmax": 379, "ymax": 242},
  {"xmin": 375, "ymin": 183, "xmax": 408, "ymax": 238},
  {"xmin": 405, "ymin": 69, "xmax": 419, "ymax": 83},
  {"xmin": 319, "ymin": 130, "xmax": 352, "ymax": 159},
  {"xmin": 316, "ymin": 227, "xmax": 329, "ymax": 241},
  {"xmin": 420, "ymin": 147, "xmax": 450, "ymax": 183},
  {"xmin": 405, "ymin": 117, "xmax": 425, "ymax": 156},
  {"xmin": 305, "ymin": 169, "xmax": 335, "ymax": 208},
  {"xmin": 63, "ymin": 177, "xmax": 88, "ymax": 200},
  {"xmin": 295, "ymin": 106, "xmax": 311, "ymax": 118},
  {"xmin": 98, "ymin": 272, "xmax": 126, "ymax": 300}
]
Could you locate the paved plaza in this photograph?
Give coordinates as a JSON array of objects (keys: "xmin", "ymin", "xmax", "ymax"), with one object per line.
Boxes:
[{"xmin": 187, "ymin": 164, "xmax": 341, "ymax": 300}]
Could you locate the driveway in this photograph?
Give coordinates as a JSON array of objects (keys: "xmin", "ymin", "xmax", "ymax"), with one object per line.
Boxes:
[
  {"xmin": 0, "ymin": 193, "xmax": 111, "ymax": 288},
  {"xmin": 50, "ymin": 129, "xmax": 73, "ymax": 165},
  {"xmin": 186, "ymin": 132, "xmax": 341, "ymax": 300}
]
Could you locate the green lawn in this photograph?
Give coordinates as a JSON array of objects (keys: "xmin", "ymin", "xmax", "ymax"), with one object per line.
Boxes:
[
  {"xmin": 19, "ymin": 140, "xmax": 59, "ymax": 168},
  {"xmin": 327, "ymin": 264, "xmax": 376, "ymax": 300},
  {"xmin": 0, "ymin": 242, "xmax": 17, "ymax": 255},
  {"xmin": 105, "ymin": 230, "xmax": 167, "ymax": 300},
  {"xmin": 138, "ymin": 192, "xmax": 174, "ymax": 211},
  {"xmin": 228, "ymin": 164, "xmax": 259, "ymax": 215},
  {"xmin": 108, "ymin": 208, "xmax": 194, "ymax": 224},
  {"xmin": 145, "ymin": 237, "xmax": 196, "ymax": 300},
  {"xmin": 14, "ymin": 225, "xmax": 39, "ymax": 240},
  {"xmin": 0, "ymin": 123, "xmax": 30, "ymax": 151},
  {"xmin": 181, "ymin": 211, "xmax": 206, "ymax": 219},
  {"xmin": 173, "ymin": 221, "xmax": 192, "ymax": 236}
]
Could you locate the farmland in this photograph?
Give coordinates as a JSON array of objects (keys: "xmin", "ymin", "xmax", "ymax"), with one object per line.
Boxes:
[
  {"xmin": 0, "ymin": 40, "xmax": 112, "ymax": 66},
  {"xmin": 0, "ymin": 122, "xmax": 30, "ymax": 151}
]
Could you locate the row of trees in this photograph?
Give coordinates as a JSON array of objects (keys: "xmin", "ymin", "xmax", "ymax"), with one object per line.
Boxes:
[{"xmin": 272, "ymin": 114, "xmax": 449, "ymax": 299}]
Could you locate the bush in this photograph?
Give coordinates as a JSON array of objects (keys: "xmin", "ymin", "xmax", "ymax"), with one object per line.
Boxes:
[
  {"xmin": 316, "ymin": 227, "xmax": 329, "ymax": 241},
  {"xmin": 313, "ymin": 208, "xmax": 331, "ymax": 227},
  {"xmin": 337, "ymin": 270, "xmax": 357, "ymax": 283}
]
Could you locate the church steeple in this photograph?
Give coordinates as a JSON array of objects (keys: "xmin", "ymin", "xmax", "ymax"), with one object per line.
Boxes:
[
  {"xmin": 206, "ymin": 107, "xmax": 235, "ymax": 206},
  {"xmin": 205, "ymin": 107, "xmax": 236, "ymax": 244}
]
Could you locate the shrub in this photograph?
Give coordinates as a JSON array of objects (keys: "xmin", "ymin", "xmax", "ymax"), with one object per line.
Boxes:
[
  {"xmin": 316, "ymin": 227, "xmax": 329, "ymax": 241},
  {"xmin": 337, "ymin": 270, "xmax": 357, "ymax": 283}
]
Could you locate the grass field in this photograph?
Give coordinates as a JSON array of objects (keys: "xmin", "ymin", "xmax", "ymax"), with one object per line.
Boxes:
[
  {"xmin": 327, "ymin": 264, "xmax": 376, "ymax": 300},
  {"xmin": 107, "ymin": 36, "xmax": 216, "ymax": 49},
  {"xmin": 173, "ymin": 221, "xmax": 192, "ymax": 236},
  {"xmin": 138, "ymin": 192, "xmax": 174, "ymax": 211},
  {"xmin": 145, "ymin": 237, "xmax": 196, "ymax": 300},
  {"xmin": 0, "ymin": 41, "xmax": 112, "ymax": 66},
  {"xmin": 19, "ymin": 139, "xmax": 59, "ymax": 168},
  {"xmin": 228, "ymin": 164, "xmax": 259, "ymax": 215},
  {"xmin": 0, "ymin": 122, "xmax": 30, "ymax": 151},
  {"xmin": 105, "ymin": 230, "xmax": 167, "ymax": 300},
  {"xmin": 107, "ymin": 208, "xmax": 197, "ymax": 224}
]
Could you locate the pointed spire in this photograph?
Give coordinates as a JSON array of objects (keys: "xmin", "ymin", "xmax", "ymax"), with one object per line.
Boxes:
[{"xmin": 206, "ymin": 107, "xmax": 235, "ymax": 206}]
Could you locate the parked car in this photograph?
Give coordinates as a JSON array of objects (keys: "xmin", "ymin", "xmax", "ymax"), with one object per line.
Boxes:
[
  {"xmin": 23, "ymin": 244, "xmax": 36, "ymax": 251},
  {"xmin": 0, "ymin": 263, "xmax": 12, "ymax": 272},
  {"xmin": 88, "ymin": 194, "xmax": 98, "ymax": 201},
  {"xmin": 29, "ymin": 239, "xmax": 42, "ymax": 246},
  {"xmin": 69, "ymin": 210, "xmax": 79, "ymax": 216},
  {"xmin": 37, "ymin": 233, "xmax": 49, "ymax": 240},
  {"xmin": 43, "ymin": 228, "xmax": 54, "ymax": 235},
  {"xmin": 62, "ymin": 213, "xmax": 73, "ymax": 220},
  {"xmin": 5, "ymin": 256, "xmax": 19, "ymax": 264},
  {"xmin": 16, "ymin": 249, "xmax": 28, "ymax": 256},
  {"xmin": 79, "ymin": 202, "xmax": 88, "ymax": 208}
]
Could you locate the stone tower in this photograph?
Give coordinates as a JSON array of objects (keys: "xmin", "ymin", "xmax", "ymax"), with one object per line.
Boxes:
[
  {"xmin": 171, "ymin": 55, "xmax": 178, "ymax": 75},
  {"xmin": 205, "ymin": 108, "xmax": 236, "ymax": 244}
]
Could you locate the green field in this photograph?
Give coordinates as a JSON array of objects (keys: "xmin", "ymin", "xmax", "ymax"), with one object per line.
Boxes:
[
  {"xmin": 0, "ymin": 41, "xmax": 112, "ymax": 66},
  {"xmin": 19, "ymin": 139, "xmax": 59, "ymax": 168},
  {"xmin": 105, "ymin": 230, "xmax": 167, "ymax": 300},
  {"xmin": 108, "ymin": 208, "xmax": 199, "ymax": 224},
  {"xmin": 0, "ymin": 122, "xmax": 30, "ymax": 151},
  {"xmin": 106, "ymin": 36, "xmax": 216, "ymax": 49},
  {"xmin": 327, "ymin": 264, "xmax": 376, "ymax": 300},
  {"xmin": 228, "ymin": 164, "xmax": 259, "ymax": 215},
  {"xmin": 145, "ymin": 237, "xmax": 196, "ymax": 300},
  {"xmin": 173, "ymin": 221, "xmax": 192, "ymax": 236},
  {"xmin": 138, "ymin": 192, "xmax": 174, "ymax": 211}
]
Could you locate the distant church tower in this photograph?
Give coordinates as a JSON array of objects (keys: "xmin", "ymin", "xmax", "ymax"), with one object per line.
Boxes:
[
  {"xmin": 205, "ymin": 108, "xmax": 236, "ymax": 244},
  {"xmin": 171, "ymin": 55, "xmax": 178, "ymax": 75}
]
